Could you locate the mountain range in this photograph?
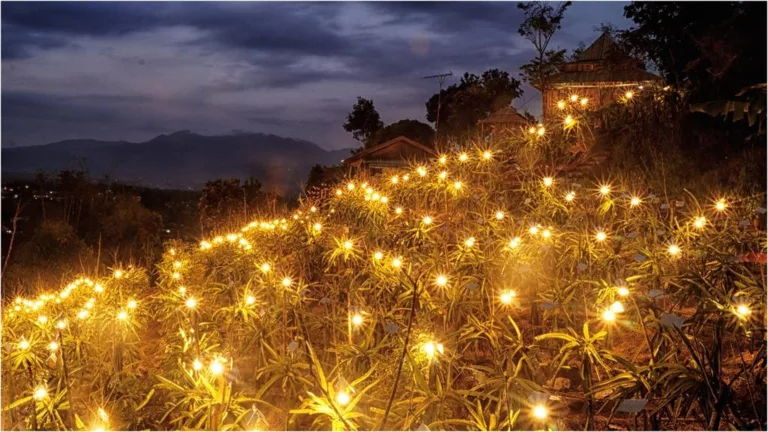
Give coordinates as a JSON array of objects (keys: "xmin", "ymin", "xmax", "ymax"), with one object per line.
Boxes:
[{"xmin": 2, "ymin": 131, "xmax": 353, "ymax": 194}]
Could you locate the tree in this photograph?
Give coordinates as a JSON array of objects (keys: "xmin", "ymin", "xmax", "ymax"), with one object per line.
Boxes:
[
  {"xmin": 425, "ymin": 69, "xmax": 523, "ymax": 140},
  {"xmin": 343, "ymin": 97, "xmax": 384, "ymax": 147},
  {"xmin": 621, "ymin": 2, "xmax": 767, "ymax": 102},
  {"xmin": 371, "ymin": 119, "xmax": 435, "ymax": 147},
  {"xmin": 517, "ymin": 1, "xmax": 572, "ymax": 90}
]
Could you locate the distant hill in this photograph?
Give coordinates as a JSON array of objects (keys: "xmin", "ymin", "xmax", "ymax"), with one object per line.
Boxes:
[{"xmin": 2, "ymin": 131, "xmax": 354, "ymax": 194}]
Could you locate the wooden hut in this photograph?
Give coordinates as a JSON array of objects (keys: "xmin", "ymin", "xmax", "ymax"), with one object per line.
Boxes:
[
  {"xmin": 478, "ymin": 106, "xmax": 529, "ymax": 135},
  {"xmin": 342, "ymin": 136, "xmax": 436, "ymax": 175},
  {"xmin": 535, "ymin": 32, "xmax": 662, "ymax": 121}
]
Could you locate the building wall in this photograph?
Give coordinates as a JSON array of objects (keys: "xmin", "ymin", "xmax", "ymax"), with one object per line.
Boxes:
[{"xmin": 542, "ymin": 84, "xmax": 640, "ymax": 121}]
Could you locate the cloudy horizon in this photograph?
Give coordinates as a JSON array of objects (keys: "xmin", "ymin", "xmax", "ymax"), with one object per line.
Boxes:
[{"xmin": 2, "ymin": 1, "xmax": 631, "ymax": 150}]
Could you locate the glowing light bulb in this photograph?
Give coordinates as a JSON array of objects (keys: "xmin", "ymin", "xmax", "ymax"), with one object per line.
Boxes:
[
  {"xmin": 117, "ymin": 310, "xmax": 128, "ymax": 321},
  {"xmin": 281, "ymin": 277, "xmax": 293, "ymax": 287},
  {"xmin": 735, "ymin": 304, "xmax": 752, "ymax": 319},
  {"xmin": 543, "ymin": 177, "xmax": 554, "ymax": 187},
  {"xmin": 56, "ymin": 320, "xmax": 67, "ymax": 329},
  {"xmin": 261, "ymin": 263, "xmax": 271, "ymax": 273},
  {"xmin": 580, "ymin": 97, "xmax": 588, "ymax": 106},
  {"xmin": 381, "ymin": 196, "xmax": 389, "ymax": 203},
  {"xmin": 185, "ymin": 297, "xmax": 197, "ymax": 309},
  {"xmin": 602, "ymin": 309, "xmax": 616, "ymax": 322},
  {"xmin": 38, "ymin": 315, "xmax": 48, "ymax": 324},
  {"xmin": 402, "ymin": 174, "xmax": 410, "ymax": 181},
  {"xmin": 482, "ymin": 151, "xmax": 492, "ymax": 160},
  {"xmin": 541, "ymin": 229, "xmax": 552, "ymax": 239},
  {"xmin": 528, "ymin": 126, "xmax": 537, "ymax": 134},
  {"xmin": 439, "ymin": 171, "xmax": 448, "ymax": 180},
  {"xmin": 693, "ymin": 216, "xmax": 707, "ymax": 229},
  {"xmin": 668, "ymin": 244, "xmax": 681, "ymax": 257},
  {"xmin": 343, "ymin": 240, "xmax": 353, "ymax": 250},
  {"xmin": 33, "ymin": 386, "xmax": 48, "ymax": 400},
  {"xmin": 173, "ymin": 261, "xmax": 182, "ymax": 269},
  {"xmin": 595, "ymin": 231, "xmax": 607, "ymax": 242},
  {"xmin": 564, "ymin": 115, "xmax": 574, "ymax": 126},
  {"xmin": 570, "ymin": 94, "xmax": 578, "ymax": 102},
  {"xmin": 246, "ymin": 295, "xmax": 256, "ymax": 305},
  {"xmin": 630, "ymin": 196, "xmax": 642, "ymax": 206},
  {"xmin": 310, "ymin": 206, "xmax": 317, "ymax": 213},
  {"xmin": 336, "ymin": 390, "xmax": 351, "ymax": 406},
  {"xmin": 373, "ymin": 251, "xmax": 383, "ymax": 260},
  {"xmin": 179, "ymin": 286, "xmax": 187, "ymax": 295},
  {"xmin": 565, "ymin": 191, "xmax": 575, "ymax": 202},
  {"xmin": 557, "ymin": 100, "xmax": 566, "ymax": 110},
  {"xmin": 458, "ymin": 153, "xmax": 469, "ymax": 162},
  {"xmin": 715, "ymin": 199, "xmax": 727, "ymax": 212},
  {"xmin": 508, "ymin": 237, "xmax": 521, "ymax": 249},
  {"xmin": 210, "ymin": 360, "xmax": 224, "ymax": 375},
  {"xmin": 532, "ymin": 404, "xmax": 548, "ymax": 420},
  {"xmin": 423, "ymin": 341, "xmax": 437, "ymax": 359},
  {"xmin": 495, "ymin": 211, "xmax": 504, "ymax": 220},
  {"xmin": 114, "ymin": 270, "xmax": 123, "ymax": 279},
  {"xmin": 439, "ymin": 155, "xmax": 447, "ymax": 164},
  {"xmin": 435, "ymin": 275, "xmax": 448, "ymax": 287},
  {"xmin": 94, "ymin": 284, "xmax": 104, "ymax": 293},
  {"xmin": 361, "ymin": 182, "xmax": 368, "ymax": 189},
  {"xmin": 624, "ymin": 91, "xmax": 634, "ymax": 99},
  {"xmin": 453, "ymin": 181, "xmax": 463, "ymax": 190},
  {"xmin": 192, "ymin": 358, "xmax": 203, "ymax": 371},
  {"xmin": 529, "ymin": 226, "xmax": 539, "ymax": 235},
  {"xmin": 77, "ymin": 310, "xmax": 89, "ymax": 320},
  {"xmin": 391, "ymin": 175, "xmax": 399, "ymax": 184},
  {"xmin": 537, "ymin": 127, "xmax": 545, "ymax": 136},
  {"xmin": 610, "ymin": 301, "xmax": 625, "ymax": 313},
  {"xmin": 392, "ymin": 257, "xmax": 402, "ymax": 268},
  {"xmin": 335, "ymin": 189, "xmax": 342, "ymax": 196},
  {"xmin": 417, "ymin": 166, "xmax": 427, "ymax": 177},
  {"xmin": 48, "ymin": 341, "xmax": 59, "ymax": 352},
  {"xmin": 395, "ymin": 207, "xmax": 403, "ymax": 215},
  {"xmin": 422, "ymin": 216, "xmax": 433, "ymax": 225},
  {"xmin": 500, "ymin": 290, "xmax": 516, "ymax": 305},
  {"xmin": 464, "ymin": 237, "xmax": 476, "ymax": 247},
  {"xmin": 18, "ymin": 339, "xmax": 30, "ymax": 350},
  {"xmin": 599, "ymin": 185, "xmax": 611, "ymax": 196},
  {"xmin": 351, "ymin": 313, "xmax": 363, "ymax": 326},
  {"xmin": 617, "ymin": 287, "xmax": 630, "ymax": 297},
  {"xmin": 172, "ymin": 272, "xmax": 181, "ymax": 280},
  {"xmin": 127, "ymin": 299, "xmax": 137, "ymax": 309}
]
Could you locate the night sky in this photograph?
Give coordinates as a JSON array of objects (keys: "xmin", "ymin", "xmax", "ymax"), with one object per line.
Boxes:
[{"xmin": 2, "ymin": 2, "xmax": 631, "ymax": 150}]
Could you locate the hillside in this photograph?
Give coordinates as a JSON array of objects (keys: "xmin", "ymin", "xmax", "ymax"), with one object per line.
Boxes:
[{"xmin": 1, "ymin": 131, "xmax": 353, "ymax": 194}]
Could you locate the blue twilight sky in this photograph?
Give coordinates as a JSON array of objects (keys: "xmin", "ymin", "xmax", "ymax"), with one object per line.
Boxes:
[{"xmin": 1, "ymin": 1, "xmax": 631, "ymax": 150}]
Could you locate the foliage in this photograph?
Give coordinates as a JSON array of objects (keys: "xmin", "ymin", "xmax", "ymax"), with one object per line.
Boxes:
[
  {"xmin": 371, "ymin": 120, "xmax": 436, "ymax": 148},
  {"xmin": 621, "ymin": 2, "xmax": 767, "ymax": 102},
  {"xmin": 198, "ymin": 178, "xmax": 264, "ymax": 233},
  {"xmin": 343, "ymin": 97, "xmax": 384, "ymax": 147},
  {"xmin": 2, "ymin": 89, "xmax": 766, "ymax": 431},
  {"xmin": 426, "ymin": 69, "xmax": 524, "ymax": 141}
]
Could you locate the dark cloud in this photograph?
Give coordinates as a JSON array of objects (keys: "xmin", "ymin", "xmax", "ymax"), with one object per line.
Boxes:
[{"xmin": 2, "ymin": 2, "xmax": 631, "ymax": 149}]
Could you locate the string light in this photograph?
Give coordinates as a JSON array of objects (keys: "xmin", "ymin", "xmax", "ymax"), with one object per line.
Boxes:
[
  {"xmin": 210, "ymin": 359, "xmax": 225, "ymax": 375},
  {"xmin": 18, "ymin": 339, "xmax": 30, "ymax": 350},
  {"xmin": 482, "ymin": 151, "xmax": 492, "ymax": 160},
  {"xmin": 114, "ymin": 270, "xmax": 123, "ymax": 279},
  {"xmin": 464, "ymin": 237, "xmax": 476, "ymax": 248},
  {"xmin": 33, "ymin": 386, "xmax": 48, "ymax": 400},
  {"xmin": 557, "ymin": 100, "xmax": 566, "ymax": 110},
  {"xmin": 495, "ymin": 211, "xmax": 504, "ymax": 220},
  {"xmin": 192, "ymin": 359, "xmax": 203, "ymax": 371},
  {"xmin": 528, "ymin": 126, "xmax": 536, "ymax": 134},
  {"xmin": 453, "ymin": 181, "xmax": 463, "ymax": 190},
  {"xmin": 281, "ymin": 277, "xmax": 293, "ymax": 287},
  {"xmin": 395, "ymin": 207, "xmax": 403, "ymax": 215},
  {"xmin": 392, "ymin": 257, "xmax": 402, "ymax": 268},
  {"xmin": 564, "ymin": 115, "xmax": 575, "ymax": 126},
  {"xmin": 422, "ymin": 216, "xmax": 433, "ymax": 225},
  {"xmin": 543, "ymin": 177, "xmax": 554, "ymax": 187},
  {"xmin": 610, "ymin": 301, "xmax": 625, "ymax": 313},
  {"xmin": 735, "ymin": 304, "xmax": 752, "ymax": 319},
  {"xmin": 390, "ymin": 175, "xmax": 399, "ymax": 184},
  {"xmin": 630, "ymin": 196, "xmax": 642, "ymax": 206},
  {"xmin": 624, "ymin": 91, "xmax": 634, "ymax": 99},
  {"xmin": 351, "ymin": 313, "xmax": 364, "ymax": 326},
  {"xmin": 458, "ymin": 153, "xmax": 469, "ymax": 162},
  {"xmin": 602, "ymin": 309, "xmax": 616, "ymax": 322},
  {"xmin": 117, "ymin": 310, "xmax": 128, "ymax": 321},
  {"xmin": 617, "ymin": 287, "xmax": 630, "ymax": 297},
  {"xmin": 417, "ymin": 166, "xmax": 427, "ymax": 177},
  {"xmin": 668, "ymin": 244, "xmax": 681, "ymax": 257},
  {"xmin": 127, "ymin": 299, "xmax": 137, "ymax": 309},
  {"xmin": 185, "ymin": 297, "xmax": 197, "ymax": 309},
  {"xmin": 532, "ymin": 404, "xmax": 548, "ymax": 420},
  {"xmin": 508, "ymin": 237, "xmax": 521, "ymax": 249},
  {"xmin": 439, "ymin": 156, "xmax": 447, "ymax": 164},
  {"xmin": 343, "ymin": 240, "xmax": 353, "ymax": 250},
  {"xmin": 693, "ymin": 216, "xmax": 707, "ymax": 229},
  {"xmin": 246, "ymin": 295, "xmax": 256, "ymax": 305},
  {"xmin": 313, "ymin": 223, "xmax": 322, "ymax": 232},
  {"xmin": 422, "ymin": 341, "xmax": 444, "ymax": 359},
  {"xmin": 580, "ymin": 97, "xmax": 588, "ymax": 106},
  {"xmin": 48, "ymin": 341, "xmax": 59, "ymax": 352},
  {"xmin": 373, "ymin": 251, "xmax": 384, "ymax": 260},
  {"xmin": 435, "ymin": 275, "xmax": 448, "ymax": 287},
  {"xmin": 336, "ymin": 390, "xmax": 351, "ymax": 406},
  {"xmin": 565, "ymin": 191, "xmax": 576, "ymax": 202},
  {"xmin": 599, "ymin": 185, "xmax": 611, "ymax": 196},
  {"xmin": 541, "ymin": 228, "xmax": 552, "ymax": 239},
  {"xmin": 439, "ymin": 171, "xmax": 448, "ymax": 180},
  {"xmin": 715, "ymin": 198, "xmax": 727, "ymax": 212},
  {"xmin": 346, "ymin": 183, "xmax": 355, "ymax": 191},
  {"xmin": 537, "ymin": 127, "xmax": 545, "ymax": 136},
  {"xmin": 595, "ymin": 231, "xmax": 607, "ymax": 242},
  {"xmin": 529, "ymin": 226, "xmax": 539, "ymax": 235},
  {"xmin": 499, "ymin": 290, "xmax": 516, "ymax": 305}
]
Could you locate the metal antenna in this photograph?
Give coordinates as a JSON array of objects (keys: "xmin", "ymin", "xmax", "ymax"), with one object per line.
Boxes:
[{"xmin": 422, "ymin": 71, "xmax": 453, "ymax": 147}]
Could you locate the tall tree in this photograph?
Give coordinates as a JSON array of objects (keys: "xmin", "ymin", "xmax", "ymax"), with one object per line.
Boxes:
[
  {"xmin": 343, "ymin": 97, "xmax": 384, "ymax": 147},
  {"xmin": 517, "ymin": 1, "xmax": 572, "ymax": 90},
  {"xmin": 426, "ymin": 69, "xmax": 523, "ymax": 139},
  {"xmin": 371, "ymin": 119, "xmax": 435, "ymax": 147},
  {"xmin": 622, "ymin": 2, "xmax": 767, "ymax": 102}
]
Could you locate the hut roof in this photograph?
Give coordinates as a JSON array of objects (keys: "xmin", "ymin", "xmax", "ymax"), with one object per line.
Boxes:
[
  {"xmin": 478, "ymin": 106, "xmax": 528, "ymax": 125},
  {"xmin": 342, "ymin": 136, "xmax": 436, "ymax": 165}
]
